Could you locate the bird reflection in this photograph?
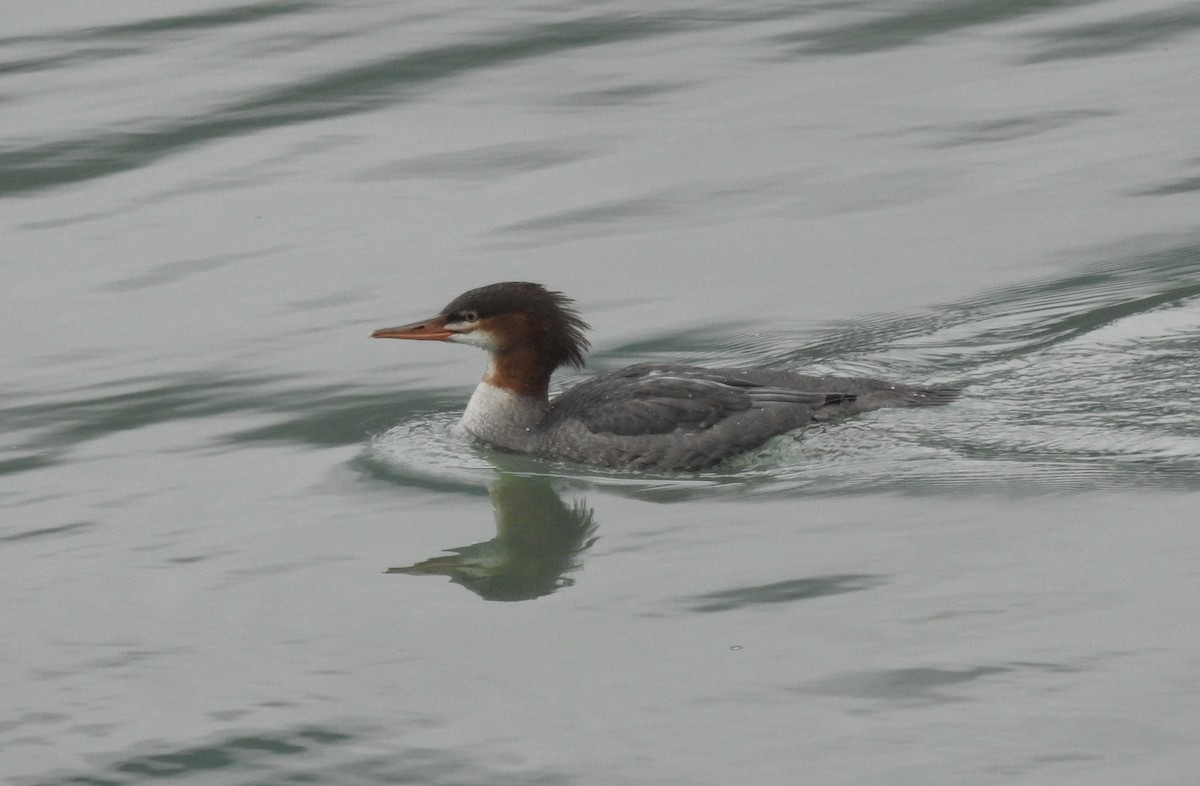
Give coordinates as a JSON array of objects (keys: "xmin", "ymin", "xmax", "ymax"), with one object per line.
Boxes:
[{"xmin": 386, "ymin": 473, "xmax": 597, "ymax": 601}]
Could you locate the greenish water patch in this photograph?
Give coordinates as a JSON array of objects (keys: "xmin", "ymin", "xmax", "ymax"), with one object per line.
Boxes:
[
  {"xmin": 684, "ymin": 574, "xmax": 889, "ymax": 613},
  {"xmin": 1024, "ymin": 4, "xmax": 1200, "ymax": 62},
  {"xmin": 776, "ymin": 0, "xmax": 1098, "ymax": 55},
  {"xmin": 0, "ymin": 15, "xmax": 683, "ymax": 196},
  {"xmin": 0, "ymin": 373, "xmax": 459, "ymax": 476}
]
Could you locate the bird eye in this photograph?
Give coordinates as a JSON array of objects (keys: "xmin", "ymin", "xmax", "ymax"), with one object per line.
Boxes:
[{"xmin": 461, "ymin": 311, "xmax": 478, "ymax": 322}]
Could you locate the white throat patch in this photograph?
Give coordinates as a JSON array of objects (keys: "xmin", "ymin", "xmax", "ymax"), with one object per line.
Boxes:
[{"xmin": 447, "ymin": 328, "xmax": 499, "ymax": 352}]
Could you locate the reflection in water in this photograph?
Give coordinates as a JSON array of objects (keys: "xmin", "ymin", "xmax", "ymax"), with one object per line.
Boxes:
[{"xmin": 387, "ymin": 473, "xmax": 597, "ymax": 602}]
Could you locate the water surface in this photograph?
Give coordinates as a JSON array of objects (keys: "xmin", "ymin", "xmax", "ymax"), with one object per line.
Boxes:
[{"xmin": 4, "ymin": 1, "xmax": 1200, "ymax": 784}]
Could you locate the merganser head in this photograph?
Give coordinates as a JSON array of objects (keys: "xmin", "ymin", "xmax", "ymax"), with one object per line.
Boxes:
[{"xmin": 372, "ymin": 282, "xmax": 591, "ymax": 374}]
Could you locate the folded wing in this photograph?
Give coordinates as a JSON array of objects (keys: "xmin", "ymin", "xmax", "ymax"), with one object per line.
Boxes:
[{"xmin": 553, "ymin": 364, "xmax": 854, "ymax": 437}]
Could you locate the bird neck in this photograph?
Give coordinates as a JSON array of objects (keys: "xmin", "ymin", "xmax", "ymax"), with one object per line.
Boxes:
[{"xmin": 482, "ymin": 347, "xmax": 556, "ymax": 400}]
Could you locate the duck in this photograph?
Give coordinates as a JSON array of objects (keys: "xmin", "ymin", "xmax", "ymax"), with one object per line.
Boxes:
[{"xmin": 372, "ymin": 282, "xmax": 956, "ymax": 471}]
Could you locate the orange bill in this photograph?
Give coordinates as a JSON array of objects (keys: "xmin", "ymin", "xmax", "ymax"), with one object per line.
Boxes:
[{"xmin": 371, "ymin": 315, "xmax": 453, "ymax": 341}]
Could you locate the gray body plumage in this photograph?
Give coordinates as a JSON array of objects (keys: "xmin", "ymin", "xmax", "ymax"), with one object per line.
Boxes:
[{"xmin": 461, "ymin": 362, "xmax": 956, "ymax": 472}]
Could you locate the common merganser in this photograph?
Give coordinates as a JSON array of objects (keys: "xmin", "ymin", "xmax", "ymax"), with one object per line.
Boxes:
[{"xmin": 372, "ymin": 282, "xmax": 956, "ymax": 471}]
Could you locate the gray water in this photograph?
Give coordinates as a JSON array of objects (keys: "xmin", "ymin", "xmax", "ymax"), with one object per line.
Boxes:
[{"xmin": 4, "ymin": 2, "xmax": 1200, "ymax": 784}]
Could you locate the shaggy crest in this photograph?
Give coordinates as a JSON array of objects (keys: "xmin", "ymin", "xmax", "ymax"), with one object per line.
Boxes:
[{"xmin": 441, "ymin": 282, "xmax": 591, "ymax": 370}]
